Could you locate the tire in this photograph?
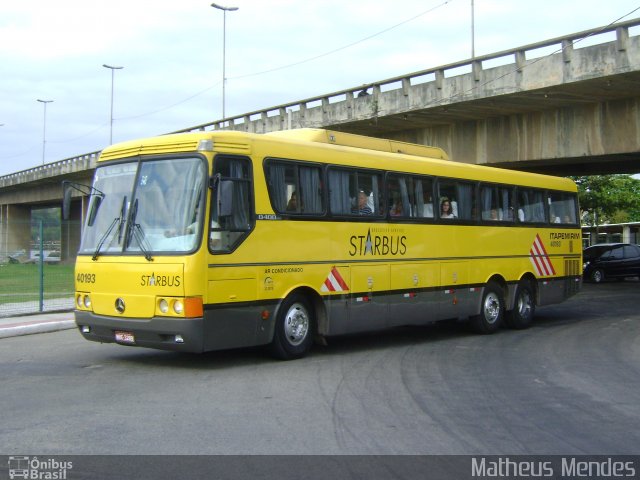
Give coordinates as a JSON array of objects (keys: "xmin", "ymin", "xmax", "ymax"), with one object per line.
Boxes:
[
  {"xmin": 590, "ymin": 268, "xmax": 605, "ymax": 283},
  {"xmin": 470, "ymin": 281, "xmax": 504, "ymax": 334},
  {"xmin": 506, "ymin": 281, "xmax": 535, "ymax": 329},
  {"xmin": 269, "ymin": 293, "xmax": 315, "ymax": 360}
]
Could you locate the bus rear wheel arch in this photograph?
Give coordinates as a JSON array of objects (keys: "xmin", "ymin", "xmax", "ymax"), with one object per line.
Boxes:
[{"xmin": 269, "ymin": 292, "xmax": 316, "ymax": 360}]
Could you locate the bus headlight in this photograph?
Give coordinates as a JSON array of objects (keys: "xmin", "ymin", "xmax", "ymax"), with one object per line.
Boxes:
[
  {"xmin": 159, "ymin": 299, "xmax": 169, "ymax": 314},
  {"xmin": 77, "ymin": 295, "xmax": 83, "ymax": 308},
  {"xmin": 173, "ymin": 300, "xmax": 184, "ymax": 314},
  {"xmin": 156, "ymin": 296, "xmax": 203, "ymax": 317},
  {"xmin": 83, "ymin": 295, "xmax": 92, "ymax": 309}
]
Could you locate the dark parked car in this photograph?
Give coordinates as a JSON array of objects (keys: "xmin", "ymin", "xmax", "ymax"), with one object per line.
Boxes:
[{"xmin": 583, "ymin": 243, "xmax": 640, "ymax": 283}]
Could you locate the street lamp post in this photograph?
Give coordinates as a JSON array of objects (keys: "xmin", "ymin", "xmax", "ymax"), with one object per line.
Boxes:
[
  {"xmin": 36, "ymin": 99, "xmax": 53, "ymax": 165},
  {"xmin": 471, "ymin": 0, "xmax": 475, "ymax": 58},
  {"xmin": 211, "ymin": 3, "xmax": 238, "ymax": 119},
  {"xmin": 103, "ymin": 64, "xmax": 123, "ymax": 144}
]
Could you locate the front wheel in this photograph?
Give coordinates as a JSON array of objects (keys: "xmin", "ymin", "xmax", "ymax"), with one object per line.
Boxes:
[
  {"xmin": 470, "ymin": 282, "xmax": 504, "ymax": 334},
  {"xmin": 269, "ymin": 293, "xmax": 315, "ymax": 360},
  {"xmin": 590, "ymin": 268, "xmax": 605, "ymax": 283},
  {"xmin": 506, "ymin": 281, "xmax": 535, "ymax": 329}
]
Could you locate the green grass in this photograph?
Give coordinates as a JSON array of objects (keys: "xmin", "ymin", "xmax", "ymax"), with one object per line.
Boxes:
[{"xmin": 0, "ymin": 263, "xmax": 75, "ymax": 305}]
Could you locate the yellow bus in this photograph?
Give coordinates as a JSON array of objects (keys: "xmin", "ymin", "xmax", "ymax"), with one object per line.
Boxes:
[{"xmin": 67, "ymin": 128, "xmax": 582, "ymax": 359}]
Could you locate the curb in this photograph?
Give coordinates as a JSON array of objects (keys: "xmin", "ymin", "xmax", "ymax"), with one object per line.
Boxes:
[{"xmin": 0, "ymin": 319, "xmax": 76, "ymax": 339}]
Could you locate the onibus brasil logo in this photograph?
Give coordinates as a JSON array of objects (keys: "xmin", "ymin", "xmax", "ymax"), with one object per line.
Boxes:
[{"xmin": 7, "ymin": 456, "xmax": 72, "ymax": 479}]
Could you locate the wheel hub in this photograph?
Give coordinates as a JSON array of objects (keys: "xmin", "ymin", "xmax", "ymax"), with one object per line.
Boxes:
[
  {"xmin": 284, "ymin": 304, "xmax": 309, "ymax": 346},
  {"xmin": 484, "ymin": 293, "xmax": 500, "ymax": 323}
]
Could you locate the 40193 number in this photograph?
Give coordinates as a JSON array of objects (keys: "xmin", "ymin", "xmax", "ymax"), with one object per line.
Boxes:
[{"xmin": 77, "ymin": 273, "xmax": 96, "ymax": 283}]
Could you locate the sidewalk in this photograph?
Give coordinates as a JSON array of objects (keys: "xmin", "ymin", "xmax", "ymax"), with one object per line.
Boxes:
[{"xmin": 0, "ymin": 310, "xmax": 75, "ymax": 339}]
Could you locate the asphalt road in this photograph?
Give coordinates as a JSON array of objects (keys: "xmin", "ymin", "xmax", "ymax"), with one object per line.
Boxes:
[{"xmin": 1, "ymin": 282, "xmax": 639, "ymax": 456}]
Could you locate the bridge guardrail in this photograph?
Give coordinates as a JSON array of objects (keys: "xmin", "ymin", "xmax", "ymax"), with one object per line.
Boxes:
[{"xmin": 0, "ymin": 152, "xmax": 100, "ymax": 188}]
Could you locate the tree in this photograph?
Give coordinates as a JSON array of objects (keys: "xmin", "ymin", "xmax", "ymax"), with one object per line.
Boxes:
[{"xmin": 571, "ymin": 175, "xmax": 640, "ymax": 226}]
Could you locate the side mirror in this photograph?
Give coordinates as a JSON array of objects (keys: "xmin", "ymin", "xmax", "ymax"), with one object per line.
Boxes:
[{"xmin": 62, "ymin": 180, "xmax": 105, "ymax": 221}]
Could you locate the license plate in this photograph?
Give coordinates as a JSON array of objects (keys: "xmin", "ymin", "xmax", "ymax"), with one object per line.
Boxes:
[{"xmin": 115, "ymin": 331, "xmax": 135, "ymax": 344}]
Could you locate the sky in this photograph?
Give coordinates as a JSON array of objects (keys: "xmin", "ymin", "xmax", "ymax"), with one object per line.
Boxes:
[{"xmin": 1, "ymin": 0, "xmax": 639, "ymax": 177}]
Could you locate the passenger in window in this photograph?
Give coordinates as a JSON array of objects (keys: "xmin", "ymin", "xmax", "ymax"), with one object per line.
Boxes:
[
  {"xmin": 286, "ymin": 191, "xmax": 298, "ymax": 212},
  {"xmin": 506, "ymin": 207, "xmax": 515, "ymax": 221},
  {"xmin": 390, "ymin": 196, "xmax": 403, "ymax": 216},
  {"xmin": 353, "ymin": 190, "xmax": 372, "ymax": 215},
  {"xmin": 490, "ymin": 209, "xmax": 499, "ymax": 220},
  {"xmin": 440, "ymin": 199, "xmax": 456, "ymax": 219}
]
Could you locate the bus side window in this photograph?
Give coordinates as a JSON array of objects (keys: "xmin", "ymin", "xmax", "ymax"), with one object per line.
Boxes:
[
  {"xmin": 267, "ymin": 160, "xmax": 324, "ymax": 216},
  {"xmin": 328, "ymin": 168, "xmax": 382, "ymax": 217},
  {"xmin": 518, "ymin": 188, "xmax": 546, "ymax": 223},
  {"xmin": 548, "ymin": 191, "xmax": 578, "ymax": 224},
  {"xmin": 438, "ymin": 179, "xmax": 475, "ymax": 220},
  {"xmin": 388, "ymin": 174, "xmax": 422, "ymax": 218},
  {"xmin": 480, "ymin": 185, "xmax": 514, "ymax": 222}
]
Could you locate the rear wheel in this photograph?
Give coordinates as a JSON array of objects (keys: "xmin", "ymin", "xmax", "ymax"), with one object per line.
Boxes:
[
  {"xmin": 506, "ymin": 281, "xmax": 535, "ymax": 329},
  {"xmin": 590, "ymin": 268, "xmax": 605, "ymax": 283},
  {"xmin": 269, "ymin": 293, "xmax": 315, "ymax": 360},
  {"xmin": 470, "ymin": 281, "xmax": 504, "ymax": 334}
]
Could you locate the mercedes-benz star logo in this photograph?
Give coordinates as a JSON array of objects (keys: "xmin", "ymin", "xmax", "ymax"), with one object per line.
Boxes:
[{"xmin": 115, "ymin": 297, "xmax": 126, "ymax": 314}]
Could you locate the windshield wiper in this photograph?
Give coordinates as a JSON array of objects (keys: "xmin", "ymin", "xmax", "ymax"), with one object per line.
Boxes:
[
  {"xmin": 125, "ymin": 199, "xmax": 153, "ymax": 262},
  {"xmin": 117, "ymin": 196, "xmax": 127, "ymax": 243},
  {"xmin": 130, "ymin": 224, "xmax": 153, "ymax": 262},
  {"xmin": 92, "ymin": 196, "xmax": 127, "ymax": 261},
  {"xmin": 92, "ymin": 217, "xmax": 120, "ymax": 261}
]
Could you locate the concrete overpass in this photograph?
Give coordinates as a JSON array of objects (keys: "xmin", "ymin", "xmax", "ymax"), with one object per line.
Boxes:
[
  {"xmin": 1, "ymin": 18, "xmax": 640, "ymax": 260},
  {"xmin": 179, "ymin": 18, "xmax": 640, "ymax": 176}
]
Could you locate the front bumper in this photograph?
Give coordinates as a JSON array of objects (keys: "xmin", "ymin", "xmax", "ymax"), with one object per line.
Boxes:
[{"xmin": 75, "ymin": 310, "xmax": 204, "ymax": 353}]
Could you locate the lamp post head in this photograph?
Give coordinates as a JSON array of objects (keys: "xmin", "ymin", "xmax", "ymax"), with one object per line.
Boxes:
[
  {"xmin": 37, "ymin": 99, "xmax": 53, "ymax": 104},
  {"xmin": 103, "ymin": 64, "xmax": 124, "ymax": 70},
  {"xmin": 211, "ymin": 3, "xmax": 238, "ymax": 11}
]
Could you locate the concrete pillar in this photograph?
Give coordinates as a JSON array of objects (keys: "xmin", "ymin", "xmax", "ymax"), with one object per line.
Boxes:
[
  {"xmin": 3, "ymin": 205, "xmax": 31, "ymax": 260},
  {"xmin": 61, "ymin": 198, "xmax": 84, "ymax": 263},
  {"xmin": 0, "ymin": 204, "xmax": 7, "ymax": 260}
]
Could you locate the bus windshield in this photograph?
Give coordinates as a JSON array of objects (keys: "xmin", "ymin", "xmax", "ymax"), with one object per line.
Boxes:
[{"xmin": 78, "ymin": 157, "xmax": 207, "ymax": 256}]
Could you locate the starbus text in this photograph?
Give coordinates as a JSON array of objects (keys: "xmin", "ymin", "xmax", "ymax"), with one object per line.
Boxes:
[{"xmin": 349, "ymin": 230, "xmax": 407, "ymax": 256}]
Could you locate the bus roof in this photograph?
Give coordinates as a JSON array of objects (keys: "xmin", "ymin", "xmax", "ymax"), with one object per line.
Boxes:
[
  {"xmin": 99, "ymin": 128, "xmax": 448, "ymax": 161},
  {"xmin": 266, "ymin": 129, "xmax": 449, "ymax": 160}
]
